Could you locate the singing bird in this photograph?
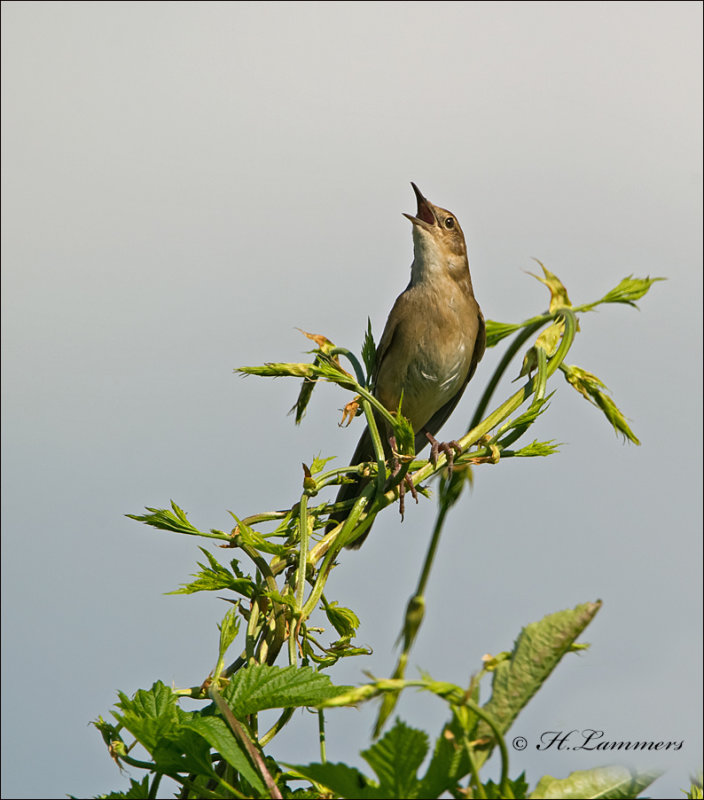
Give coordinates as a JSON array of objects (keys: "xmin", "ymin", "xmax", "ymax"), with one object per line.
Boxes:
[{"xmin": 331, "ymin": 183, "xmax": 485, "ymax": 548}]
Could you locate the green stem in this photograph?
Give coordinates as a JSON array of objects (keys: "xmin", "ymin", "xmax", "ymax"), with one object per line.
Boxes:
[
  {"xmin": 329, "ymin": 346, "xmax": 366, "ymax": 386},
  {"xmin": 416, "ymin": 501, "xmax": 450, "ymax": 599},
  {"xmin": 531, "ymin": 345, "xmax": 548, "ymax": 407},
  {"xmin": 301, "ymin": 484, "xmax": 376, "ymax": 618},
  {"xmin": 209, "ymin": 684, "xmax": 283, "ymax": 800},
  {"xmin": 460, "ymin": 699, "xmax": 512, "ymax": 799},
  {"xmin": 362, "ymin": 397, "xmax": 388, "ymax": 497},
  {"xmin": 288, "ymin": 493, "xmax": 311, "ymax": 665},
  {"xmin": 470, "ymin": 317, "xmax": 549, "ymax": 429},
  {"xmin": 318, "ymin": 709, "xmax": 327, "ymax": 764},
  {"xmin": 259, "ymin": 707, "xmax": 294, "ymax": 747},
  {"xmin": 463, "ymin": 739, "xmax": 487, "ymax": 800}
]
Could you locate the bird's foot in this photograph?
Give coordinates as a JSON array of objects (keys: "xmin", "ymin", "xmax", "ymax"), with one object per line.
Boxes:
[
  {"xmin": 425, "ymin": 432, "xmax": 463, "ymax": 472},
  {"xmin": 388, "ymin": 436, "xmax": 418, "ymax": 521},
  {"xmin": 398, "ymin": 474, "xmax": 418, "ymax": 521}
]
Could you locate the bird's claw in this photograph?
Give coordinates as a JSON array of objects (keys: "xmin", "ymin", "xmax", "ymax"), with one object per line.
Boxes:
[
  {"xmin": 398, "ymin": 474, "xmax": 418, "ymax": 521},
  {"xmin": 387, "ymin": 435, "xmax": 418, "ymax": 521},
  {"xmin": 425, "ymin": 432, "xmax": 463, "ymax": 472}
]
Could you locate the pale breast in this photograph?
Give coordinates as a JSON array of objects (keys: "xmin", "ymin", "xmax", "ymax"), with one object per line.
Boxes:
[{"xmin": 374, "ymin": 276, "xmax": 479, "ymax": 431}]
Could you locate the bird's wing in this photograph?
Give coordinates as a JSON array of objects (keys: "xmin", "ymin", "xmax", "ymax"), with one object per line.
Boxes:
[
  {"xmin": 371, "ymin": 291, "xmax": 409, "ymax": 390},
  {"xmin": 420, "ymin": 309, "xmax": 486, "ymax": 445}
]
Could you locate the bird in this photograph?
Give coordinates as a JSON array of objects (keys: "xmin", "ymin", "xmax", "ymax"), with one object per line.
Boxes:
[{"xmin": 329, "ymin": 182, "xmax": 486, "ymax": 549}]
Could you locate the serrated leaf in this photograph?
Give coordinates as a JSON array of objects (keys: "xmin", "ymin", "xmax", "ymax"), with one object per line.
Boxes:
[
  {"xmin": 238, "ymin": 359, "xmax": 359, "ymax": 394},
  {"xmin": 484, "ymin": 773, "xmax": 530, "ymax": 798},
  {"xmin": 361, "ymin": 719, "xmax": 428, "ymax": 798},
  {"xmin": 218, "ymin": 607, "xmax": 240, "ymax": 661},
  {"xmin": 231, "ymin": 514, "xmax": 288, "ymax": 556},
  {"xmin": 380, "ymin": 720, "xmax": 430, "ymax": 786},
  {"xmin": 528, "ymin": 261, "xmax": 573, "ymax": 312},
  {"xmin": 323, "ymin": 601, "xmax": 360, "ymax": 637},
  {"xmin": 310, "ymin": 454, "xmax": 336, "ymax": 474},
  {"xmin": 582, "ymin": 275, "xmax": 665, "ymax": 311},
  {"xmin": 534, "ymin": 319, "xmax": 564, "ymax": 357},
  {"xmin": 418, "ymin": 715, "xmax": 469, "ymax": 798},
  {"xmin": 362, "ymin": 318, "xmax": 377, "ymax": 381},
  {"xmin": 509, "ymin": 440, "xmax": 561, "ymax": 457},
  {"xmin": 221, "ymin": 664, "xmax": 353, "ymax": 717},
  {"xmin": 475, "ymin": 601, "xmax": 602, "ymax": 764},
  {"xmin": 126, "ymin": 501, "xmax": 203, "ymax": 536},
  {"xmin": 561, "ymin": 365, "xmax": 640, "ymax": 444},
  {"xmin": 289, "ymin": 354, "xmax": 329, "ymax": 425},
  {"xmin": 529, "ymin": 766, "xmax": 662, "ymax": 799},
  {"xmin": 391, "ymin": 409, "xmax": 415, "ymax": 457},
  {"xmin": 114, "ymin": 681, "xmax": 177, "ymax": 744},
  {"xmin": 238, "ymin": 362, "xmax": 319, "ymax": 379},
  {"xmin": 286, "ymin": 762, "xmax": 379, "ymax": 799},
  {"xmin": 184, "ymin": 715, "xmax": 266, "ymax": 795},
  {"xmin": 96, "ymin": 776, "xmax": 152, "ymax": 799},
  {"xmin": 499, "ymin": 394, "xmax": 552, "ymax": 434},
  {"xmin": 151, "ymin": 725, "xmax": 214, "ymax": 777},
  {"xmin": 262, "ymin": 588, "xmax": 297, "ymax": 610},
  {"xmin": 168, "ymin": 547, "xmax": 255, "ymax": 597},
  {"xmin": 485, "ymin": 320, "xmax": 524, "ymax": 348},
  {"xmin": 113, "ymin": 682, "xmax": 214, "ymax": 778}
]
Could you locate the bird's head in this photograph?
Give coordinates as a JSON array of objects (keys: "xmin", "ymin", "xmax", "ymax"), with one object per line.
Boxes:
[{"xmin": 403, "ymin": 183, "xmax": 468, "ymax": 280}]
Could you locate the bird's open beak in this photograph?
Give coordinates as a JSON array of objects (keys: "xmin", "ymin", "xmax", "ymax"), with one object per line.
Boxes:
[{"xmin": 403, "ymin": 182, "xmax": 437, "ymax": 229}]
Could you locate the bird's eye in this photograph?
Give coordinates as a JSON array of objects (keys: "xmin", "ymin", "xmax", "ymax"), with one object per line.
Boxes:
[{"xmin": 444, "ymin": 217, "xmax": 455, "ymax": 229}]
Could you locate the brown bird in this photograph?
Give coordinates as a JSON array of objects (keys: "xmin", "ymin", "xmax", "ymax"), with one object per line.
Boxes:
[{"xmin": 331, "ymin": 183, "xmax": 485, "ymax": 548}]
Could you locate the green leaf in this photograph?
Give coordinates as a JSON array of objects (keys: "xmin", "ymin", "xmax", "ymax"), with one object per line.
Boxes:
[
  {"xmin": 126, "ymin": 501, "xmax": 203, "ymax": 536},
  {"xmin": 361, "ymin": 719, "xmax": 428, "ymax": 798},
  {"xmin": 238, "ymin": 362, "xmax": 320, "ymax": 379},
  {"xmin": 151, "ymin": 724, "xmax": 214, "ymax": 777},
  {"xmin": 262, "ymin": 588, "xmax": 298, "ymax": 610},
  {"xmin": 533, "ymin": 319, "xmax": 564, "ymax": 358},
  {"xmin": 497, "ymin": 394, "xmax": 552, "ymax": 435},
  {"xmin": 183, "ymin": 715, "xmax": 266, "ymax": 795},
  {"xmin": 391, "ymin": 409, "xmax": 415, "ymax": 457},
  {"xmin": 529, "ymin": 766, "xmax": 662, "ymax": 799},
  {"xmin": 113, "ymin": 682, "xmax": 214, "ymax": 778},
  {"xmin": 168, "ymin": 547, "xmax": 255, "ymax": 597},
  {"xmin": 484, "ymin": 773, "xmax": 530, "ymax": 798},
  {"xmin": 561, "ymin": 365, "xmax": 640, "ymax": 444},
  {"xmin": 506, "ymin": 440, "xmax": 561, "ymax": 457},
  {"xmin": 222, "ymin": 664, "xmax": 353, "ymax": 717},
  {"xmin": 475, "ymin": 601, "xmax": 602, "ymax": 765},
  {"xmin": 528, "ymin": 261, "xmax": 573, "ymax": 312},
  {"xmin": 418, "ymin": 715, "xmax": 471, "ymax": 798},
  {"xmin": 687, "ymin": 777, "xmax": 704, "ymax": 800},
  {"xmin": 581, "ymin": 275, "xmax": 666, "ymax": 311},
  {"xmin": 485, "ymin": 320, "xmax": 524, "ymax": 348},
  {"xmin": 310, "ymin": 454, "xmax": 336, "ymax": 474},
  {"xmin": 217, "ymin": 607, "xmax": 240, "ymax": 662},
  {"xmin": 288, "ymin": 354, "xmax": 326, "ymax": 425},
  {"xmin": 113, "ymin": 681, "xmax": 177, "ymax": 750},
  {"xmin": 230, "ymin": 514, "xmax": 288, "ymax": 555},
  {"xmin": 95, "ymin": 776, "xmax": 152, "ymax": 799},
  {"xmin": 286, "ymin": 762, "xmax": 379, "ymax": 799},
  {"xmin": 322, "ymin": 600, "xmax": 360, "ymax": 637},
  {"xmin": 362, "ymin": 317, "xmax": 377, "ymax": 382},
  {"xmin": 239, "ymin": 359, "xmax": 359, "ymax": 393}
]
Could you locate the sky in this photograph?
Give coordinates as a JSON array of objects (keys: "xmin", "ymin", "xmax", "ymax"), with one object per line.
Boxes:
[{"xmin": 1, "ymin": 2, "xmax": 702, "ymax": 798}]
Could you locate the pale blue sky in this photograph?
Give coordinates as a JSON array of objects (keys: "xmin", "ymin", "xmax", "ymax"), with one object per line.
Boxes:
[{"xmin": 2, "ymin": 2, "xmax": 702, "ymax": 798}]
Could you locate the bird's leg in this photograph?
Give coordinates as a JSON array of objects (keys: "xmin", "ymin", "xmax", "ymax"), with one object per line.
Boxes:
[
  {"xmin": 424, "ymin": 431, "xmax": 463, "ymax": 472},
  {"xmin": 389, "ymin": 435, "xmax": 419, "ymax": 521}
]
